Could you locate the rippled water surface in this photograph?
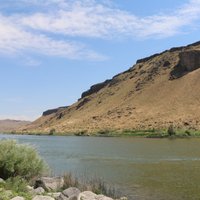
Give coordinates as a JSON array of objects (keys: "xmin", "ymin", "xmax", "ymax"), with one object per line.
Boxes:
[{"xmin": 1, "ymin": 134, "xmax": 200, "ymax": 200}]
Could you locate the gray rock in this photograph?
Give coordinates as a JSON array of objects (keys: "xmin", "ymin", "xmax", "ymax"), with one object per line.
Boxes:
[
  {"xmin": 11, "ymin": 197, "xmax": 25, "ymax": 200},
  {"xmin": 62, "ymin": 187, "xmax": 81, "ymax": 198},
  {"xmin": 0, "ymin": 178, "xmax": 5, "ymax": 183},
  {"xmin": 47, "ymin": 193, "xmax": 61, "ymax": 198},
  {"xmin": 96, "ymin": 195, "xmax": 113, "ymax": 200},
  {"xmin": 78, "ymin": 191, "xmax": 114, "ymax": 200},
  {"xmin": 34, "ymin": 187, "xmax": 45, "ymax": 194},
  {"xmin": 35, "ymin": 177, "xmax": 64, "ymax": 191},
  {"xmin": 55, "ymin": 193, "xmax": 68, "ymax": 200},
  {"xmin": 32, "ymin": 195, "xmax": 55, "ymax": 200},
  {"xmin": 69, "ymin": 196, "xmax": 79, "ymax": 200},
  {"xmin": 119, "ymin": 197, "xmax": 128, "ymax": 200},
  {"xmin": 56, "ymin": 187, "xmax": 81, "ymax": 200},
  {"xmin": 27, "ymin": 185, "xmax": 34, "ymax": 191},
  {"xmin": 78, "ymin": 191, "xmax": 97, "ymax": 200}
]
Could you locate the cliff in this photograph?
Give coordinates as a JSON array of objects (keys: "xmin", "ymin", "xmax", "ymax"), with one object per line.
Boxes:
[{"xmin": 22, "ymin": 41, "xmax": 200, "ymax": 134}]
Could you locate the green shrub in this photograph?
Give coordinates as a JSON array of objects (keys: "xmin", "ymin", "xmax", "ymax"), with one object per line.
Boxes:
[
  {"xmin": 4, "ymin": 176, "xmax": 28, "ymax": 193},
  {"xmin": 0, "ymin": 176, "xmax": 32, "ymax": 200},
  {"xmin": 167, "ymin": 125, "xmax": 176, "ymax": 136},
  {"xmin": 49, "ymin": 128, "xmax": 56, "ymax": 135},
  {"xmin": 185, "ymin": 130, "xmax": 191, "ymax": 136},
  {"xmin": 0, "ymin": 140, "xmax": 48, "ymax": 180}
]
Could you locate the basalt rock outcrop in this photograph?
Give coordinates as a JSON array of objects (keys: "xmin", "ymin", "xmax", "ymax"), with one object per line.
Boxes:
[
  {"xmin": 43, "ymin": 107, "xmax": 68, "ymax": 117},
  {"xmin": 22, "ymin": 41, "xmax": 200, "ymax": 134},
  {"xmin": 170, "ymin": 50, "xmax": 200, "ymax": 79}
]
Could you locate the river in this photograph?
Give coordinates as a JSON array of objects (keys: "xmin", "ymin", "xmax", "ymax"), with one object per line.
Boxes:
[{"xmin": 1, "ymin": 134, "xmax": 200, "ymax": 200}]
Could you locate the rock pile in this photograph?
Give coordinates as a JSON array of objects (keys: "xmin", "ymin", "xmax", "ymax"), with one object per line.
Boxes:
[{"xmin": 0, "ymin": 177, "xmax": 127, "ymax": 200}]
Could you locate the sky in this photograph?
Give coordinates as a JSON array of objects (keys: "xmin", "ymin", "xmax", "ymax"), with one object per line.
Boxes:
[{"xmin": 0, "ymin": 0, "xmax": 200, "ymax": 121}]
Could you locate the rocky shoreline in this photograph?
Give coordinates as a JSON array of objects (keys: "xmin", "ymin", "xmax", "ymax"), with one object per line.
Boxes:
[{"xmin": 0, "ymin": 177, "xmax": 127, "ymax": 200}]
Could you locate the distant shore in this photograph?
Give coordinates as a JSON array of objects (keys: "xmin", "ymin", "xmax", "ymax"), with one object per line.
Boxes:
[{"xmin": 2, "ymin": 128, "xmax": 200, "ymax": 138}]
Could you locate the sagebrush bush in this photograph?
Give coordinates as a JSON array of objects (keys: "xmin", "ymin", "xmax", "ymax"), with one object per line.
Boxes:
[
  {"xmin": 4, "ymin": 176, "xmax": 28, "ymax": 193},
  {"xmin": 0, "ymin": 176, "xmax": 33, "ymax": 200},
  {"xmin": 167, "ymin": 125, "xmax": 176, "ymax": 136},
  {"xmin": 0, "ymin": 140, "xmax": 48, "ymax": 180}
]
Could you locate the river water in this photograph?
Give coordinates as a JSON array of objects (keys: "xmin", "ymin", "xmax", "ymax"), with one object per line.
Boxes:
[{"xmin": 1, "ymin": 134, "xmax": 200, "ymax": 200}]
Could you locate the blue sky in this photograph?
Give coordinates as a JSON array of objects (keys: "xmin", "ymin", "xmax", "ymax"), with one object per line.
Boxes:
[{"xmin": 0, "ymin": 0, "xmax": 200, "ymax": 121}]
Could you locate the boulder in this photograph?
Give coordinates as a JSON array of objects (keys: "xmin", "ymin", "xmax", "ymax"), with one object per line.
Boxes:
[
  {"xmin": 62, "ymin": 187, "xmax": 81, "ymax": 198},
  {"xmin": 119, "ymin": 197, "xmax": 128, "ymax": 200},
  {"xmin": 96, "ymin": 195, "xmax": 113, "ymax": 200},
  {"xmin": 78, "ymin": 191, "xmax": 114, "ymax": 200},
  {"xmin": 47, "ymin": 193, "xmax": 61, "ymax": 198},
  {"xmin": 32, "ymin": 195, "xmax": 55, "ymax": 200},
  {"xmin": 35, "ymin": 177, "xmax": 64, "ymax": 191},
  {"xmin": 55, "ymin": 193, "xmax": 68, "ymax": 200},
  {"xmin": 27, "ymin": 185, "xmax": 34, "ymax": 191},
  {"xmin": 78, "ymin": 191, "xmax": 97, "ymax": 200},
  {"xmin": 69, "ymin": 196, "xmax": 79, "ymax": 200},
  {"xmin": 0, "ymin": 178, "xmax": 5, "ymax": 184},
  {"xmin": 115, "ymin": 197, "xmax": 128, "ymax": 200},
  {"xmin": 11, "ymin": 197, "xmax": 25, "ymax": 200},
  {"xmin": 34, "ymin": 187, "xmax": 45, "ymax": 195},
  {"xmin": 56, "ymin": 187, "xmax": 81, "ymax": 200}
]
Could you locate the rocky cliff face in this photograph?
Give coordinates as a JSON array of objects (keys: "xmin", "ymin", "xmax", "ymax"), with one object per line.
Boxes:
[
  {"xmin": 23, "ymin": 41, "xmax": 200, "ymax": 134},
  {"xmin": 179, "ymin": 50, "xmax": 200, "ymax": 71},
  {"xmin": 170, "ymin": 50, "xmax": 200, "ymax": 79},
  {"xmin": 42, "ymin": 106, "xmax": 68, "ymax": 116}
]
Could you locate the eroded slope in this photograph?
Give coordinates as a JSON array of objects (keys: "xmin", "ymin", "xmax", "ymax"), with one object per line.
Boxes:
[{"xmin": 22, "ymin": 41, "xmax": 200, "ymax": 133}]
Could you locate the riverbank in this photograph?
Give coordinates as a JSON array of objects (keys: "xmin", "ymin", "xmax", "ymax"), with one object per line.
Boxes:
[
  {"xmin": 4, "ymin": 128, "xmax": 200, "ymax": 138},
  {"xmin": 0, "ymin": 140, "xmax": 125, "ymax": 200},
  {"xmin": 0, "ymin": 176, "xmax": 125, "ymax": 200}
]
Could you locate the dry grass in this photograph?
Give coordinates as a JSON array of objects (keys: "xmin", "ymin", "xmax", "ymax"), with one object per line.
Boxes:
[
  {"xmin": 63, "ymin": 172, "xmax": 119, "ymax": 198},
  {"xmin": 23, "ymin": 42, "xmax": 200, "ymax": 134}
]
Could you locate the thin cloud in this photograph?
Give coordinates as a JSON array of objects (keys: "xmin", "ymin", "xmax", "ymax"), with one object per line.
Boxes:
[
  {"xmin": 137, "ymin": 0, "xmax": 200, "ymax": 38},
  {"xmin": 0, "ymin": 0, "xmax": 199, "ymax": 60},
  {"xmin": 0, "ymin": 14, "xmax": 106, "ymax": 60},
  {"xmin": 17, "ymin": 0, "xmax": 200, "ymax": 38}
]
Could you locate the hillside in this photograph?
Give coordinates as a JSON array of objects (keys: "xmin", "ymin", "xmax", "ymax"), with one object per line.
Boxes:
[
  {"xmin": 22, "ymin": 41, "xmax": 200, "ymax": 134},
  {"xmin": 0, "ymin": 120, "xmax": 31, "ymax": 133}
]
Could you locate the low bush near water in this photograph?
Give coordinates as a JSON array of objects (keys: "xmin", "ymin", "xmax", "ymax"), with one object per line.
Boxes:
[
  {"xmin": 0, "ymin": 176, "xmax": 32, "ymax": 200},
  {"xmin": 167, "ymin": 125, "xmax": 176, "ymax": 136},
  {"xmin": 0, "ymin": 140, "xmax": 48, "ymax": 180},
  {"xmin": 4, "ymin": 176, "xmax": 27, "ymax": 193}
]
